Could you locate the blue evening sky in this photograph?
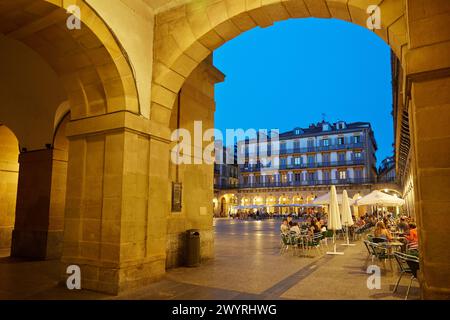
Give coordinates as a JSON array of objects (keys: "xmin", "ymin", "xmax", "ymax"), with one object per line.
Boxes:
[{"xmin": 213, "ymin": 18, "xmax": 393, "ymax": 167}]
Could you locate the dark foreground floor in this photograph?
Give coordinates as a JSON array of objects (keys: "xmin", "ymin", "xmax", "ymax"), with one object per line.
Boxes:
[{"xmin": 0, "ymin": 219, "xmax": 419, "ymax": 300}]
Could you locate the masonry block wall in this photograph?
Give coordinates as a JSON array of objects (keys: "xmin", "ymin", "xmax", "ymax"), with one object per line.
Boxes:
[{"xmin": 167, "ymin": 55, "xmax": 224, "ymax": 268}]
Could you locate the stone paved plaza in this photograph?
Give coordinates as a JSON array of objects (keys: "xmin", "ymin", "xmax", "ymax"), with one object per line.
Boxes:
[{"xmin": 0, "ymin": 219, "xmax": 419, "ymax": 300}]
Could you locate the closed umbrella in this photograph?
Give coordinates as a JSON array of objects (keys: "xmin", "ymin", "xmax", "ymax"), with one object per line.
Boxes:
[
  {"xmin": 341, "ymin": 190, "xmax": 355, "ymax": 247},
  {"xmin": 326, "ymin": 185, "xmax": 344, "ymax": 255}
]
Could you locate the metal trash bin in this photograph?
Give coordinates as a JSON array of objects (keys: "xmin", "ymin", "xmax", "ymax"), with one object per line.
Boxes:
[{"xmin": 186, "ymin": 229, "xmax": 201, "ymax": 267}]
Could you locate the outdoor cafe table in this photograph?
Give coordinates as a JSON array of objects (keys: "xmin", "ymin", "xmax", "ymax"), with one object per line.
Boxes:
[{"xmin": 382, "ymin": 241, "xmax": 404, "ymax": 254}]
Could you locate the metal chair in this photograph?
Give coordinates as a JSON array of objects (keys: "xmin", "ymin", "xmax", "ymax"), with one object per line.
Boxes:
[
  {"xmin": 393, "ymin": 252, "xmax": 413, "ymax": 294},
  {"xmin": 405, "ymin": 255, "xmax": 420, "ymax": 300}
]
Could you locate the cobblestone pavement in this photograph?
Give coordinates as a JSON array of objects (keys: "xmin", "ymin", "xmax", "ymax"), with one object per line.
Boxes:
[{"xmin": 0, "ymin": 219, "xmax": 420, "ymax": 300}]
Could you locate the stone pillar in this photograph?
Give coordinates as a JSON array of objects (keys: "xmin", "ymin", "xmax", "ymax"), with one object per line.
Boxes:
[
  {"xmin": 409, "ymin": 77, "xmax": 450, "ymax": 299},
  {"xmin": 0, "ymin": 125, "xmax": 19, "ymax": 256},
  {"xmin": 405, "ymin": 0, "xmax": 450, "ymax": 299},
  {"xmin": 61, "ymin": 111, "xmax": 170, "ymax": 294},
  {"xmin": 11, "ymin": 148, "xmax": 66, "ymax": 259},
  {"xmin": 166, "ymin": 56, "xmax": 224, "ymax": 268}
]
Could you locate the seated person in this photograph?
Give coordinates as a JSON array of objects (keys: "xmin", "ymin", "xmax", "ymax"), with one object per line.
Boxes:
[
  {"xmin": 309, "ymin": 218, "xmax": 322, "ymax": 236},
  {"xmin": 290, "ymin": 222, "xmax": 301, "ymax": 235},
  {"xmin": 397, "ymin": 216, "xmax": 410, "ymax": 234},
  {"xmin": 280, "ymin": 219, "xmax": 290, "ymax": 235},
  {"xmin": 373, "ymin": 221, "xmax": 392, "ymax": 241},
  {"xmin": 314, "ymin": 217, "xmax": 322, "ymax": 230},
  {"xmin": 355, "ymin": 216, "xmax": 366, "ymax": 227},
  {"xmin": 287, "ymin": 215, "xmax": 293, "ymax": 227}
]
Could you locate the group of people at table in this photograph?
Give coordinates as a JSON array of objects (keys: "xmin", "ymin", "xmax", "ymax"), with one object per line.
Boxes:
[
  {"xmin": 280, "ymin": 215, "xmax": 326, "ymax": 237},
  {"xmin": 280, "ymin": 212, "xmax": 419, "ymax": 253}
]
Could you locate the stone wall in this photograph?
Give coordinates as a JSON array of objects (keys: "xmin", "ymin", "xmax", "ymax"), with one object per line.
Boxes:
[{"xmin": 166, "ymin": 56, "xmax": 223, "ymax": 268}]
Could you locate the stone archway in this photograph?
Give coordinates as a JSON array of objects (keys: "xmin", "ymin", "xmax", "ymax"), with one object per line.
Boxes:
[
  {"xmin": 151, "ymin": 0, "xmax": 407, "ymax": 125},
  {"xmin": 0, "ymin": 0, "xmax": 148, "ymax": 293},
  {"xmin": 151, "ymin": 0, "xmax": 450, "ymax": 299}
]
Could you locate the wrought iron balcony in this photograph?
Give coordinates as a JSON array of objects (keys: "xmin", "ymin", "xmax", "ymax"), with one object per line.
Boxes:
[
  {"xmin": 241, "ymin": 142, "xmax": 365, "ymax": 158},
  {"xmin": 214, "ymin": 178, "xmax": 375, "ymax": 190},
  {"xmin": 239, "ymin": 159, "xmax": 366, "ymax": 172}
]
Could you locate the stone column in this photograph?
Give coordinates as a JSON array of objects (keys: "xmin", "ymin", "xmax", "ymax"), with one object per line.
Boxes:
[
  {"xmin": 166, "ymin": 56, "xmax": 224, "ymax": 268},
  {"xmin": 61, "ymin": 111, "xmax": 170, "ymax": 294},
  {"xmin": 405, "ymin": 0, "xmax": 450, "ymax": 299},
  {"xmin": 409, "ymin": 77, "xmax": 450, "ymax": 299},
  {"xmin": 11, "ymin": 148, "xmax": 67, "ymax": 259}
]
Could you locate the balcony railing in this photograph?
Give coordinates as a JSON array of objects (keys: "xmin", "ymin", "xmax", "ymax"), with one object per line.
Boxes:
[
  {"xmin": 214, "ymin": 178, "xmax": 375, "ymax": 190},
  {"xmin": 243, "ymin": 142, "xmax": 365, "ymax": 157},
  {"xmin": 239, "ymin": 159, "xmax": 366, "ymax": 172}
]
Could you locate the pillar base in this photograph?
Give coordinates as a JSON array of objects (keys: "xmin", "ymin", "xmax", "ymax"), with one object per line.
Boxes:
[
  {"xmin": 11, "ymin": 229, "xmax": 63, "ymax": 259},
  {"xmin": 421, "ymin": 283, "xmax": 450, "ymax": 300},
  {"xmin": 61, "ymin": 255, "xmax": 166, "ymax": 295}
]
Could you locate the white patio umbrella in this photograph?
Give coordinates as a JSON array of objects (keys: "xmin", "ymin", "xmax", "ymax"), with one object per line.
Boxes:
[
  {"xmin": 326, "ymin": 185, "xmax": 344, "ymax": 255},
  {"xmin": 356, "ymin": 190, "xmax": 405, "ymax": 207},
  {"xmin": 340, "ymin": 190, "xmax": 355, "ymax": 247},
  {"xmin": 313, "ymin": 192, "xmax": 356, "ymax": 205}
]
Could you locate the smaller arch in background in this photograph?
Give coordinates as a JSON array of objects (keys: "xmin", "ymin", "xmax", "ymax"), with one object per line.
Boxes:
[{"xmin": 0, "ymin": 124, "xmax": 20, "ymax": 256}]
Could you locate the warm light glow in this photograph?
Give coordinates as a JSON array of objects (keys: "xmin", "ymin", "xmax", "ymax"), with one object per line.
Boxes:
[{"xmin": 384, "ymin": 189, "xmax": 388, "ymax": 193}]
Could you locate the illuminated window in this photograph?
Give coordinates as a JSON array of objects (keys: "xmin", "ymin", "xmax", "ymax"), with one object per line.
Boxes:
[{"xmin": 339, "ymin": 171, "xmax": 347, "ymax": 180}]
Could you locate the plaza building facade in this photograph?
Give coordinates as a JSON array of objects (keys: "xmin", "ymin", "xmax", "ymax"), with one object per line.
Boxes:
[
  {"xmin": 378, "ymin": 155, "xmax": 396, "ymax": 183},
  {"xmin": 215, "ymin": 121, "xmax": 378, "ymax": 215}
]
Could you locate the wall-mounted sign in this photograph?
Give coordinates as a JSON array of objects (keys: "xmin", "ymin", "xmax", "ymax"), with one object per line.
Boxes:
[{"xmin": 172, "ymin": 182, "xmax": 182, "ymax": 212}]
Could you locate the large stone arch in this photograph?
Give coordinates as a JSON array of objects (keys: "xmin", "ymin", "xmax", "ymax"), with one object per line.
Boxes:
[
  {"xmin": 151, "ymin": 0, "xmax": 407, "ymax": 125},
  {"xmin": 0, "ymin": 0, "xmax": 139, "ymax": 120},
  {"xmin": 151, "ymin": 0, "xmax": 450, "ymax": 300}
]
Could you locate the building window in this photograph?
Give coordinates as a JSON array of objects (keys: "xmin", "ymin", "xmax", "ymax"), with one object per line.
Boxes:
[
  {"xmin": 354, "ymin": 152, "xmax": 362, "ymax": 159},
  {"xmin": 355, "ymin": 169, "xmax": 363, "ymax": 179},
  {"xmin": 338, "ymin": 137, "xmax": 345, "ymax": 145},
  {"xmin": 282, "ymin": 174, "xmax": 287, "ymax": 183},
  {"xmin": 339, "ymin": 171, "xmax": 347, "ymax": 180},
  {"xmin": 323, "ymin": 139, "xmax": 329, "ymax": 146},
  {"xmin": 322, "ymin": 153, "xmax": 330, "ymax": 163},
  {"xmin": 294, "ymin": 157, "xmax": 301, "ymax": 165},
  {"xmin": 307, "ymin": 172, "xmax": 315, "ymax": 181},
  {"xmin": 353, "ymin": 135, "xmax": 361, "ymax": 144},
  {"xmin": 323, "ymin": 171, "xmax": 330, "ymax": 181},
  {"xmin": 307, "ymin": 155, "xmax": 315, "ymax": 164},
  {"xmin": 295, "ymin": 129, "xmax": 300, "ymax": 135},
  {"xmin": 338, "ymin": 153, "xmax": 345, "ymax": 163},
  {"xmin": 294, "ymin": 173, "xmax": 301, "ymax": 181},
  {"xmin": 294, "ymin": 140, "xmax": 300, "ymax": 149}
]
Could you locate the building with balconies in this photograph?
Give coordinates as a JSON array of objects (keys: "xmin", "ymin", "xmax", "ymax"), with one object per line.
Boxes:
[{"xmin": 214, "ymin": 121, "xmax": 379, "ymax": 213}]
